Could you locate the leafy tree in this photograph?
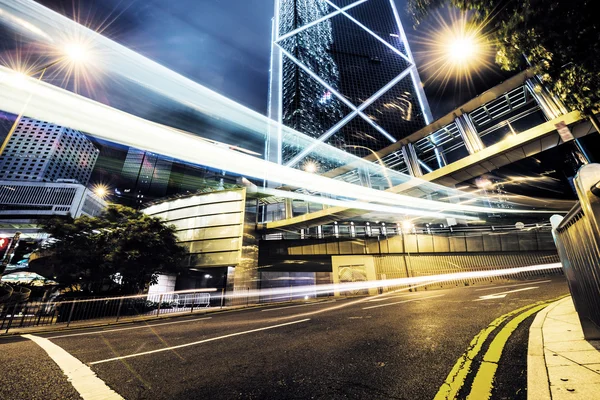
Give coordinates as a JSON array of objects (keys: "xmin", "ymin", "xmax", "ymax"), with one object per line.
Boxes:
[
  {"xmin": 408, "ymin": 0, "xmax": 600, "ymax": 128},
  {"xmin": 40, "ymin": 204, "xmax": 186, "ymax": 294}
]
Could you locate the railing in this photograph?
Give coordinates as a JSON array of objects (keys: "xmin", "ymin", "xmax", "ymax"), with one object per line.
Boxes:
[
  {"xmin": 551, "ymin": 164, "xmax": 600, "ymax": 340},
  {"xmin": 0, "ymin": 288, "xmax": 221, "ymax": 333},
  {"xmin": 263, "ymin": 222, "xmax": 552, "ymax": 241}
]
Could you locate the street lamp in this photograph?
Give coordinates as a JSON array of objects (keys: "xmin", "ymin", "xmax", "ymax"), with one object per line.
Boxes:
[
  {"xmin": 401, "ymin": 220, "xmax": 415, "ymax": 292},
  {"xmin": 417, "ymin": 9, "xmax": 491, "ymax": 88},
  {"xmin": 92, "ymin": 184, "xmax": 110, "ymax": 200},
  {"xmin": 0, "ymin": 41, "xmax": 91, "ymax": 158},
  {"xmin": 303, "ymin": 160, "xmax": 319, "ymax": 174},
  {"xmin": 446, "ymin": 35, "xmax": 478, "ymax": 66}
]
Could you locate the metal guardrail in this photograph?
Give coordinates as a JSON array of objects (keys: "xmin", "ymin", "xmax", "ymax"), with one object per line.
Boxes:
[
  {"xmin": 551, "ymin": 164, "xmax": 600, "ymax": 340},
  {"xmin": 0, "ymin": 288, "xmax": 218, "ymax": 333},
  {"xmin": 263, "ymin": 222, "xmax": 552, "ymax": 241}
]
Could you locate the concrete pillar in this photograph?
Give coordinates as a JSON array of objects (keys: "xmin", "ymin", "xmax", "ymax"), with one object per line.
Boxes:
[
  {"xmin": 401, "ymin": 143, "xmax": 423, "ymax": 177},
  {"xmin": 525, "ymin": 77, "xmax": 568, "ymax": 120},
  {"xmin": 455, "ymin": 113, "xmax": 485, "ymax": 154}
]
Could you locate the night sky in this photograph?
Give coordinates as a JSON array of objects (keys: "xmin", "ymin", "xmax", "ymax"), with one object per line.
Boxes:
[{"xmin": 33, "ymin": 0, "xmax": 508, "ymax": 120}]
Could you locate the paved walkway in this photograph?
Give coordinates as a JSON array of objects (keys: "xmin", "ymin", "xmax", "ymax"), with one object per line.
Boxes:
[{"xmin": 528, "ymin": 296, "xmax": 600, "ymax": 399}]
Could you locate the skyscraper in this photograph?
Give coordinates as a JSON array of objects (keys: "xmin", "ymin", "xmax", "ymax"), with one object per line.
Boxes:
[
  {"xmin": 0, "ymin": 117, "xmax": 99, "ymax": 185},
  {"xmin": 120, "ymin": 148, "xmax": 173, "ymax": 205},
  {"xmin": 267, "ymin": 0, "xmax": 432, "ymax": 171}
]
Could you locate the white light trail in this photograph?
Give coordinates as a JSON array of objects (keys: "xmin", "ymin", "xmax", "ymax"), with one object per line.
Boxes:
[
  {"xmin": 225, "ymin": 263, "xmax": 562, "ymax": 301},
  {"xmin": 0, "ymin": 66, "xmax": 565, "ymax": 216},
  {"xmin": 0, "ymin": 0, "xmax": 523, "ymax": 209},
  {"xmin": 260, "ymin": 187, "xmax": 479, "ymax": 220}
]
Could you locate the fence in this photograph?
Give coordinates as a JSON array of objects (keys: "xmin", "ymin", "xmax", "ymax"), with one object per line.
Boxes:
[
  {"xmin": 551, "ymin": 164, "xmax": 600, "ymax": 340},
  {"xmin": 0, "ymin": 288, "xmax": 220, "ymax": 333},
  {"xmin": 262, "ymin": 222, "xmax": 553, "ymax": 241}
]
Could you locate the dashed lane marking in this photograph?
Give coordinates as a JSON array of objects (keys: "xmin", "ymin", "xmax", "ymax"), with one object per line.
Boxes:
[
  {"xmin": 362, "ymin": 294, "xmax": 445, "ymax": 310},
  {"xmin": 261, "ymin": 300, "xmax": 336, "ymax": 312},
  {"xmin": 23, "ymin": 334, "xmax": 124, "ymax": 400},
  {"xmin": 89, "ymin": 318, "xmax": 311, "ymax": 365},
  {"xmin": 365, "ymin": 292, "xmax": 424, "ymax": 302},
  {"xmin": 474, "ymin": 280, "xmax": 551, "ymax": 291},
  {"xmin": 46, "ymin": 317, "xmax": 212, "ymax": 339}
]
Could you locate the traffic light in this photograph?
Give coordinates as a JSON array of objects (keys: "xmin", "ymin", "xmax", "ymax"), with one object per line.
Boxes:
[{"xmin": 0, "ymin": 237, "xmax": 10, "ymax": 259}]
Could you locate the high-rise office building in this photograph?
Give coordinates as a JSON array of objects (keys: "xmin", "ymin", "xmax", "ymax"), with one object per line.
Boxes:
[
  {"xmin": 0, "ymin": 117, "xmax": 99, "ymax": 185},
  {"xmin": 267, "ymin": 0, "xmax": 432, "ymax": 171},
  {"xmin": 120, "ymin": 148, "xmax": 173, "ymax": 204}
]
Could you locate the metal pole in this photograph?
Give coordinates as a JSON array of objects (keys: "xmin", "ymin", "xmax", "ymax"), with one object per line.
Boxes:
[
  {"xmin": 4, "ymin": 302, "xmax": 19, "ymax": 333},
  {"xmin": 66, "ymin": 302, "xmax": 76, "ymax": 327},
  {"xmin": 220, "ymin": 288, "xmax": 225, "ymax": 309},
  {"xmin": 115, "ymin": 298, "xmax": 124, "ymax": 322},
  {"xmin": 19, "ymin": 305, "xmax": 28, "ymax": 328},
  {"xmin": 35, "ymin": 302, "xmax": 45, "ymax": 326},
  {"xmin": 190, "ymin": 293, "xmax": 195, "ymax": 314},
  {"xmin": 156, "ymin": 294, "xmax": 163, "ymax": 316}
]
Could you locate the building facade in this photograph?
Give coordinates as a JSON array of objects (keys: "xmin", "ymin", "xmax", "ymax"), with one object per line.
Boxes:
[
  {"xmin": 142, "ymin": 188, "xmax": 259, "ymax": 298},
  {"xmin": 267, "ymin": 0, "xmax": 432, "ymax": 171},
  {"xmin": 0, "ymin": 117, "xmax": 99, "ymax": 185},
  {"xmin": 0, "ymin": 180, "xmax": 106, "ymax": 220},
  {"xmin": 119, "ymin": 148, "xmax": 173, "ymax": 205}
]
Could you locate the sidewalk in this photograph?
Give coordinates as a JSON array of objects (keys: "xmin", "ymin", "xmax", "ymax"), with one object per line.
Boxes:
[{"xmin": 528, "ymin": 296, "xmax": 600, "ymax": 399}]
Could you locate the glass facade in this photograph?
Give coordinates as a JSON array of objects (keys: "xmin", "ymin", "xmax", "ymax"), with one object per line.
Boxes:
[
  {"xmin": 270, "ymin": 0, "xmax": 432, "ymax": 172},
  {"xmin": 143, "ymin": 189, "xmax": 246, "ymax": 268},
  {"xmin": 121, "ymin": 148, "xmax": 173, "ymax": 204}
]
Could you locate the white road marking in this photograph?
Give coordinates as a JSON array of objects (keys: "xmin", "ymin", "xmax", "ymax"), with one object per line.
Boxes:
[
  {"xmin": 89, "ymin": 318, "xmax": 311, "ymax": 365},
  {"xmin": 46, "ymin": 317, "xmax": 213, "ymax": 339},
  {"xmin": 23, "ymin": 334, "xmax": 124, "ymax": 400},
  {"xmin": 474, "ymin": 280, "xmax": 552, "ymax": 291},
  {"xmin": 261, "ymin": 300, "xmax": 336, "ymax": 312},
  {"xmin": 474, "ymin": 286, "xmax": 539, "ymax": 301},
  {"xmin": 362, "ymin": 294, "xmax": 445, "ymax": 310},
  {"xmin": 366, "ymin": 292, "xmax": 424, "ymax": 302}
]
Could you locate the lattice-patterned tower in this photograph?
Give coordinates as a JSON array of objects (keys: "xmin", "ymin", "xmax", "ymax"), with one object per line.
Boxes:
[{"xmin": 267, "ymin": 0, "xmax": 432, "ymax": 172}]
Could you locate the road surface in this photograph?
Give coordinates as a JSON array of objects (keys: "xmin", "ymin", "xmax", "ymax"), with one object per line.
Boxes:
[{"xmin": 0, "ymin": 276, "xmax": 569, "ymax": 400}]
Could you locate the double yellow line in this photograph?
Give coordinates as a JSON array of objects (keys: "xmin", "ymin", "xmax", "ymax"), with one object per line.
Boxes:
[{"xmin": 434, "ymin": 295, "xmax": 567, "ymax": 400}]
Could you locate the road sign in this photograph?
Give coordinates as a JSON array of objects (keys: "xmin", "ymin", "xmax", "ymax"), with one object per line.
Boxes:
[
  {"xmin": 0, "ymin": 237, "xmax": 10, "ymax": 258},
  {"xmin": 555, "ymin": 121, "xmax": 574, "ymax": 142}
]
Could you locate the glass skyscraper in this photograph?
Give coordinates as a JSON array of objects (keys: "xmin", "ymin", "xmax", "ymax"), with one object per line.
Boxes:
[{"xmin": 267, "ymin": 0, "xmax": 432, "ymax": 172}]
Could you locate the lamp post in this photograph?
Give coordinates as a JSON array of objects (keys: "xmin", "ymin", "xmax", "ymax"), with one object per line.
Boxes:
[{"xmin": 402, "ymin": 220, "xmax": 415, "ymax": 292}]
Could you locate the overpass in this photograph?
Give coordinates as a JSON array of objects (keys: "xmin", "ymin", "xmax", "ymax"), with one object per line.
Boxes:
[{"xmin": 260, "ymin": 71, "xmax": 595, "ymax": 231}]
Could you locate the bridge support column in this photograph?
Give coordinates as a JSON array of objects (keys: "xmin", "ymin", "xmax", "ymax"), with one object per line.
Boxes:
[
  {"xmin": 284, "ymin": 198, "xmax": 293, "ymax": 219},
  {"xmin": 401, "ymin": 143, "xmax": 423, "ymax": 177},
  {"xmin": 455, "ymin": 113, "xmax": 485, "ymax": 154},
  {"xmin": 434, "ymin": 146, "xmax": 447, "ymax": 169},
  {"xmin": 525, "ymin": 77, "xmax": 568, "ymax": 120},
  {"xmin": 358, "ymin": 167, "xmax": 373, "ymax": 188}
]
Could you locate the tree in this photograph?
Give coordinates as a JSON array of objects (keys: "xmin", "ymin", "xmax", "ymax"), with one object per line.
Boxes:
[
  {"xmin": 408, "ymin": 0, "xmax": 600, "ymax": 128},
  {"xmin": 40, "ymin": 205, "xmax": 186, "ymax": 294}
]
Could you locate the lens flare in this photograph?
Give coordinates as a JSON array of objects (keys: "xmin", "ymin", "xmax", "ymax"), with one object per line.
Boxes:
[{"xmin": 413, "ymin": 8, "xmax": 494, "ymax": 95}]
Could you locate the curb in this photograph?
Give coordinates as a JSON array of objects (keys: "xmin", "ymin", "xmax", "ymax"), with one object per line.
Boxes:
[{"xmin": 527, "ymin": 296, "xmax": 571, "ymax": 400}]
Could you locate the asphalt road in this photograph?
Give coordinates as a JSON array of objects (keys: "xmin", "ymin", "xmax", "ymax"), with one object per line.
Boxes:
[{"xmin": 0, "ymin": 276, "xmax": 569, "ymax": 400}]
